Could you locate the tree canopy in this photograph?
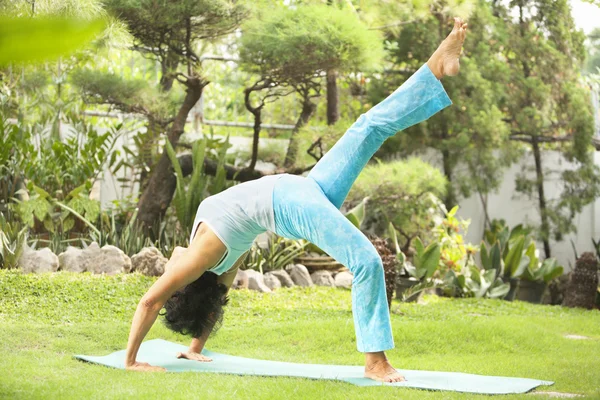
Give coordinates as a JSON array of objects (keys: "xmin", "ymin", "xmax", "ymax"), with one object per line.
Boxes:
[{"xmin": 240, "ymin": 5, "xmax": 383, "ymax": 84}]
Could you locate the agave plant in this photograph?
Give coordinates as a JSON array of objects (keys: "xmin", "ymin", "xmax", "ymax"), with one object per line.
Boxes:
[
  {"xmin": 404, "ymin": 237, "xmax": 440, "ymax": 280},
  {"xmin": 165, "ymin": 136, "xmax": 228, "ymax": 233},
  {"xmin": 245, "ymin": 234, "xmax": 307, "ymax": 274},
  {"xmin": 399, "ymin": 237, "xmax": 444, "ymax": 301},
  {"xmin": 345, "ymin": 197, "xmax": 367, "ymax": 229},
  {"xmin": 521, "ymin": 244, "xmax": 564, "ymax": 284},
  {"xmin": 0, "ymin": 212, "xmax": 27, "ymax": 269}
]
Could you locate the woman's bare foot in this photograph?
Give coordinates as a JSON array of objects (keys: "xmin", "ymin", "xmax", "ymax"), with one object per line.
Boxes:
[
  {"xmin": 125, "ymin": 361, "xmax": 167, "ymax": 372},
  {"xmin": 364, "ymin": 352, "xmax": 406, "ymax": 383},
  {"xmin": 427, "ymin": 17, "xmax": 468, "ymax": 79},
  {"xmin": 176, "ymin": 351, "xmax": 213, "ymax": 362}
]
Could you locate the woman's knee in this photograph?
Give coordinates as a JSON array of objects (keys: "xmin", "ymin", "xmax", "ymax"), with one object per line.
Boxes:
[{"xmin": 352, "ymin": 249, "xmax": 384, "ymax": 282}]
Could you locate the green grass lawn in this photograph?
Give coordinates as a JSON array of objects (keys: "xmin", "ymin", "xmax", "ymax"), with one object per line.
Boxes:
[{"xmin": 1, "ymin": 270, "xmax": 599, "ymax": 400}]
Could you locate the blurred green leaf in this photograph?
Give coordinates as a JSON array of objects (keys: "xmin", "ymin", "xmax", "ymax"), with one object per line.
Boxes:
[{"xmin": 0, "ymin": 17, "xmax": 105, "ymax": 65}]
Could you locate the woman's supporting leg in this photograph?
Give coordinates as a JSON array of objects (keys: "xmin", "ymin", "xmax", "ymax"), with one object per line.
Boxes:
[
  {"xmin": 307, "ymin": 18, "xmax": 468, "ymax": 209},
  {"xmin": 274, "ymin": 177, "xmax": 405, "ymax": 381},
  {"xmin": 273, "ymin": 177, "xmax": 393, "ymax": 353}
]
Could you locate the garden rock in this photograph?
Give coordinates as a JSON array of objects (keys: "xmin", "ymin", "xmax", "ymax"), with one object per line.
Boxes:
[
  {"xmin": 269, "ymin": 269, "xmax": 294, "ymax": 288},
  {"xmin": 310, "ymin": 270, "xmax": 335, "ymax": 287},
  {"xmin": 91, "ymin": 245, "xmax": 131, "ymax": 275},
  {"xmin": 58, "ymin": 246, "xmax": 89, "ymax": 273},
  {"xmin": 131, "ymin": 247, "xmax": 167, "ymax": 276},
  {"xmin": 286, "ymin": 264, "xmax": 313, "ymax": 287},
  {"xmin": 18, "ymin": 246, "xmax": 59, "ymax": 273},
  {"xmin": 263, "ymin": 272, "xmax": 282, "ymax": 290},
  {"xmin": 244, "ymin": 269, "xmax": 272, "ymax": 293},
  {"xmin": 334, "ymin": 271, "xmax": 353, "ymax": 289},
  {"xmin": 232, "ymin": 269, "xmax": 249, "ymax": 289},
  {"xmin": 58, "ymin": 243, "xmax": 132, "ymax": 275}
]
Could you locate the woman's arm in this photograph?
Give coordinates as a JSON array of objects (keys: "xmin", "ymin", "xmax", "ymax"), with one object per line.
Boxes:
[{"xmin": 125, "ymin": 225, "xmax": 227, "ymax": 371}]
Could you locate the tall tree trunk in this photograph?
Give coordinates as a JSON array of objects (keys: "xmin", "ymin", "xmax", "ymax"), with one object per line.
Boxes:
[
  {"xmin": 137, "ymin": 78, "xmax": 206, "ymax": 233},
  {"xmin": 284, "ymin": 98, "xmax": 316, "ymax": 168},
  {"xmin": 326, "ymin": 69, "xmax": 339, "ymax": 125},
  {"xmin": 139, "ymin": 117, "xmax": 162, "ymax": 191},
  {"xmin": 243, "ymin": 86, "xmax": 264, "ymax": 172},
  {"xmin": 248, "ymin": 108, "xmax": 261, "ymax": 171},
  {"xmin": 441, "ymin": 148, "xmax": 456, "ymax": 209},
  {"xmin": 532, "ymin": 137, "xmax": 551, "ymax": 257},
  {"xmin": 516, "ymin": 1, "xmax": 551, "ymax": 256},
  {"xmin": 159, "ymin": 53, "xmax": 179, "ymax": 92},
  {"xmin": 478, "ymin": 190, "xmax": 492, "ymax": 237},
  {"xmin": 138, "ymin": 53, "xmax": 178, "ymax": 189}
]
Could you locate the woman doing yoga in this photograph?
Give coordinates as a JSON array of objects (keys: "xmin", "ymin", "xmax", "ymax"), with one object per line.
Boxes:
[{"xmin": 124, "ymin": 18, "xmax": 468, "ymax": 383}]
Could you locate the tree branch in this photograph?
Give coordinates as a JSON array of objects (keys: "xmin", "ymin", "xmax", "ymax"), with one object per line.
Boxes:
[
  {"xmin": 509, "ymin": 134, "xmax": 574, "ymax": 143},
  {"xmin": 307, "ymin": 137, "xmax": 324, "ymax": 162},
  {"xmin": 178, "ymin": 155, "xmax": 315, "ymax": 182}
]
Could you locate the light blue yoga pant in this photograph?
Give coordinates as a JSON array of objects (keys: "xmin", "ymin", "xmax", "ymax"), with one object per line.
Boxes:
[{"xmin": 272, "ymin": 64, "xmax": 452, "ymax": 353}]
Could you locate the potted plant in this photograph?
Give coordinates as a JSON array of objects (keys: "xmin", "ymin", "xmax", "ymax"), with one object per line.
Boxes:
[
  {"xmin": 483, "ymin": 221, "xmax": 532, "ymax": 301},
  {"xmin": 517, "ymin": 244, "xmax": 563, "ymax": 303}
]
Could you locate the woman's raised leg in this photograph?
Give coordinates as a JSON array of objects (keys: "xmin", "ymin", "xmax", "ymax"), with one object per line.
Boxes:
[{"xmin": 307, "ymin": 18, "xmax": 467, "ymax": 209}]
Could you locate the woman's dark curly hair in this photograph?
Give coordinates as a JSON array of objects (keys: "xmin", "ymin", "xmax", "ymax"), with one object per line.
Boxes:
[{"xmin": 160, "ymin": 271, "xmax": 229, "ymax": 338}]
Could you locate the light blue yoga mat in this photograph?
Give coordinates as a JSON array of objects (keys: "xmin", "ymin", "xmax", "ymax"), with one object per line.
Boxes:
[{"xmin": 75, "ymin": 339, "xmax": 553, "ymax": 394}]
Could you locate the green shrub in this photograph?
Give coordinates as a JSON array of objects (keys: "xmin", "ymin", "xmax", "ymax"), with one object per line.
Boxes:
[
  {"xmin": 234, "ymin": 140, "xmax": 286, "ymax": 168},
  {"xmin": 346, "ymin": 157, "xmax": 447, "ymax": 248}
]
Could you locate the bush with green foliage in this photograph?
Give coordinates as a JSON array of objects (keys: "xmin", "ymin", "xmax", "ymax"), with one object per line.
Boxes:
[
  {"xmin": 0, "ymin": 117, "xmax": 30, "ymax": 207},
  {"xmin": 346, "ymin": 157, "xmax": 447, "ymax": 250},
  {"xmin": 4, "ymin": 118, "xmax": 121, "ymax": 238},
  {"xmin": 14, "ymin": 182, "xmax": 100, "ymax": 235},
  {"xmin": 431, "ymin": 205, "xmax": 478, "ymax": 275},
  {"xmin": 404, "ymin": 237, "xmax": 440, "ymax": 281},
  {"xmin": 399, "ymin": 206, "xmax": 508, "ymax": 301}
]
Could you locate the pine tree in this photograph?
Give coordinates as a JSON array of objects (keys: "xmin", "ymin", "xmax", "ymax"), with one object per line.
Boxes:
[
  {"xmin": 370, "ymin": 1, "xmax": 514, "ymax": 213},
  {"xmin": 498, "ymin": 0, "xmax": 600, "ymax": 257},
  {"xmin": 75, "ymin": 0, "xmax": 247, "ymax": 232}
]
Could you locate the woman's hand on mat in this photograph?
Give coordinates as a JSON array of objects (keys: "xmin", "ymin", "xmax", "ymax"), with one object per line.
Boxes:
[
  {"xmin": 176, "ymin": 351, "xmax": 213, "ymax": 362},
  {"xmin": 125, "ymin": 361, "xmax": 167, "ymax": 372}
]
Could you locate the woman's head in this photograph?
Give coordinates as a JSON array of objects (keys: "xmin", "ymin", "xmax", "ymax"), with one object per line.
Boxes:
[{"xmin": 160, "ymin": 271, "xmax": 229, "ymax": 338}]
